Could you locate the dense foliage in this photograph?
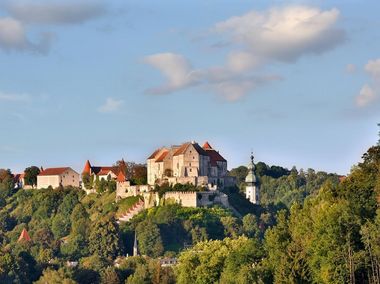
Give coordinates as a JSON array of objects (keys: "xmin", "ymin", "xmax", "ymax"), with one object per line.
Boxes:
[
  {"xmin": 0, "ymin": 135, "xmax": 378, "ymax": 283},
  {"xmin": 176, "ymin": 144, "xmax": 380, "ymax": 283},
  {"xmin": 229, "ymin": 161, "xmax": 340, "ymax": 208}
]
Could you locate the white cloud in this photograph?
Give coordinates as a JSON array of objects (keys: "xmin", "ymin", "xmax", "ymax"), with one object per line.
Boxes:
[
  {"xmin": 0, "ymin": 16, "xmax": 52, "ymax": 53},
  {"xmin": 0, "ymin": 1, "xmax": 106, "ymax": 53},
  {"xmin": 214, "ymin": 5, "xmax": 345, "ymax": 62},
  {"xmin": 346, "ymin": 64, "xmax": 356, "ymax": 73},
  {"xmin": 365, "ymin": 59, "xmax": 380, "ymax": 80},
  {"xmin": 144, "ymin": 6, "xmax": 345, "ymax": 101},
  {"xmin": 144, "ymin": 53, "xmax": 201, "ymax": 94},
  {"xmin": 0, "ymin": 17, "xmax": 28, "ymax": 51},
  {"xmin": 5, "ymin": 1, "xmax": 107, "ymax": 25},
  {"xmin": 226, "ymin": 51, "xmax": 261, "ymax": 73},
  {"xmin": 356, "ymin": 84, "xmax": 378, "ymax": 107},
  {"xmin": 0, "ymin": 91, "xmax": 31, "ymax": 102},
  {"xmin": 98, "ymin": 97, "xmax": 124, "ymax": 113},
  {"xmin": 355, "ymin": 58, "xmax": 380, "ymax": 108}
]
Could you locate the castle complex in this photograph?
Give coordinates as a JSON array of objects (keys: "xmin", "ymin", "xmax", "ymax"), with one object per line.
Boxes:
[{"xmin": 147, "ymin": 141, "xmax": 235, "ymax": 189}]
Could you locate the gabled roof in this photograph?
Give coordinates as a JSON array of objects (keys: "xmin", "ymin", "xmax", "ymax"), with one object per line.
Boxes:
[
  {"xmin": 202, "ymin": 142, "xmax": 226, "ymax": 166},
  {"xmin": 92, "ymin": 166, "xmax": 119, "ymax": 176},
  {"xmin": 173, "ymin": 142, "xmax": 207, "ymax": 156},
  {"xmin": 82, "ymin": 160, "xmax": 92, "ymax": 174},
  {"xmin": 155, "ymin": 150, "xmax": 169, "ymax": 162},
  {"xmin": 207, "ymin": 150, "xmax": 226, "ymax": 166},
  {"xmin": 202, "ymin": 141, "xmax": 213, "ymax": 150},
  {"xmin": 117, "ymin": 171, "xmax": 126, "ymax": 182},
  {"xmin": 97, "ymin": 168, "xmax": 119, "ymax": 176},
  {"xmin": 18, "ymin": 228, "xmax": 31, "ymax": 242},
  {"xmin": 39, "ymin": 167, "xmax": 71, "ymax": 176},
  {"xmin": 173, "ymin": 143, "xmax": 190, "ymax": 156},
  {"xmin": 148, "ymin": 149, "xmax": 161, "ymax": 160}
]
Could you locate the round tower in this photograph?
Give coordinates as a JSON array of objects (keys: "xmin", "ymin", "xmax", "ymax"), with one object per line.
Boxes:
[{"xmin": 245, "ymin": 153, "xmax": 259, "ymax": 204}]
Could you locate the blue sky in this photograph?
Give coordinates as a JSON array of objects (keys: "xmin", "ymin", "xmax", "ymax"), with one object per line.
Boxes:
[{"xmin": 0, "ymin": 0, "xmax": 379, "ymax": 175}]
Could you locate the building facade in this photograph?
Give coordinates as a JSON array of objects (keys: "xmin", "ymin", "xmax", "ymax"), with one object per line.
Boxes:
[
  {"xmin": 37, "ymin": 167, "xmax": 80, "ymax": 189},
  {"xmin": 147, "ymin": 141, "xmax": 234, "ymax": 189},
  {"xmin": 245, "ymin": 154, "xmax": 260, "ymax": 204},
  {"xmin": 82, "ymin": 159, "xmax": 128, "ymax": 192}
]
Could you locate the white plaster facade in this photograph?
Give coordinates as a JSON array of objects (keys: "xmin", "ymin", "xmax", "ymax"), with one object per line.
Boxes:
[{"xmin": 37, "ymin": 167, "xmax": 80, "ymax": 189}]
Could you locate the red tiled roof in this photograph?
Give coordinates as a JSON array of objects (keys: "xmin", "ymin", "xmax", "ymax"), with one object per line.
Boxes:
[
  {"xmin": 95, "ymin": 167, "xmax": 119, "ymax": 176},
  {"xmin": 205, "ymin": 149, "xmax": 226, "ymax": 166},
  {"xmin": 90, "ymin": 166, "xmax": 117, "ymax": 175},
  {"xmin": 173, "ymin": 143, "xmax": 190, "ymax": 156},
  {"xmin": 18, "ymin": 228, "xmax": 31, "ymax": 242},
  {"xmin": 39, "ymin": 167, "xmax": 70, "ymax": 176},
  {"xmin": 148, "ymin": 149, "xmax": 161, "ymax": 159},
  {"xmin": 173, "ymin": 142, "xmax": 208, "ymax": 156},
  {"xmin": 156, "ymin": 150, "xmax": 169, "ymax": 162},
  {"xmin": 202, "ymin": 141, "xmax": 213, "ymax": 150},
  {"xmin": 117, "ymin": 171, "xmax": 126, "ymax": 182},
  {"xmin": 82, "ymin": 160, "xmax": 91, "ymax": 174}
]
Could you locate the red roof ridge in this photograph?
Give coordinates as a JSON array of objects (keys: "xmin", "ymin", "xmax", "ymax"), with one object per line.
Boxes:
[
  {"xmin": 202, "ymin": 141, "xmax": 213, "ymax": 150},
  {"xmin": 18, "ymin": 228, "xmax": 31, "ymax": 242},
  {"xmin": 148, "ymin": 148, "xmax": 161, "ymax": 160},
  {"xmin": 39, "ymin": 167, "xmax": 71, "ymax": 176},
  {"xmin": 82, "ymin": 160, "xmax": 92, "ymax": 174},
  {"xmin": 117, "ymin": 171, "xmax": 126, "ymax": 182},
  {"xmin": 156, "ymin": 150, "xmax": 169, "ymax": 162}
]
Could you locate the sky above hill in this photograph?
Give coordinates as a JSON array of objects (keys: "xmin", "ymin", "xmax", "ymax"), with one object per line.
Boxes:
[{"xmin": 0, "ymin": 0, "xmax": 379, "ymax": 175}]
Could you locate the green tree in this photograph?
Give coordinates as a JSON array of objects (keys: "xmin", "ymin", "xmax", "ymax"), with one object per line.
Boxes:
[
  {"xmin": 136, "ymin": 220, "xmax": 164, "ymax": 257},
  {"xmin": 24, "ymin": 166, "xmax": 40, "ymax": 188},
  {"xmin": 51, "ymin": 214, "xmax": 71, "ymax": 239},
  {"xmin": 220, "ymin": 216, "xmax": 242, "ymax": 238},
  {"xmin": 89, "ymin": 215, "xmax": 120, "ymax": 259},
  {"xmin": 242, "ymin": 213, "xmax": 260, "ymax": 238},
  {"xmin": 100, "ymin": 267, "xmax": 120, "ymax": 284},
  {"xmin": 35, "ymin": 268, "xmax": 76, "ymax": 284},
  {"xmin": 175, "ymin": 237, "xmax": 265, "ymax": 284}
]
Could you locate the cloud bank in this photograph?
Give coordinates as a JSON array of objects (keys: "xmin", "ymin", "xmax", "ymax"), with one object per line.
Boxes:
[
  {"xmin": 0, "ymin": 1, "xmax": 107, "ymax": 53},
  {"xmin": 5, "ymin": 1, "xmax": 107, "ymax": 25},
  {"xmin": 144, "ymin": 5, "xmax": 345, "ymax": 101},
  {"xmin": 356, "ymin": 59, "xmax": 380, "ymax": 107}
]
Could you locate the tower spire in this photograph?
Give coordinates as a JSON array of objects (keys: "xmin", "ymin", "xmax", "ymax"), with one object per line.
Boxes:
[
  {"xmin": 133, "ymin": 231, "xmax": 138, "ymax": 256},
  {"xmin": 245, "ymin": 152, "xmax": 259, "ymax": 204}
]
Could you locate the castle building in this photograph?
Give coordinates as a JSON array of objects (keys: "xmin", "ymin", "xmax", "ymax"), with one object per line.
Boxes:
[
  {"xmin": 81, "ymin": 159, "xmax": 127, "ymax": 191},
  {"xmin": 245, "ymin": 153, "xmax": 260, "ymax": 204},
  {"xmin": 37, "ymin": 167, "xmax": 80, "ymax": 189},
  {"xmin": 147, "ymin": 141, "xmax": 234, "ymax": 189}
]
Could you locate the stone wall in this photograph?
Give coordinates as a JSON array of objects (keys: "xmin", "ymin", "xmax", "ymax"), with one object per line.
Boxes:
[
  {"xmin": 140, "ymin": 190, "xmax": 229, "ymax": 209},
  {"xmin": 116, "ymin": 182, "xmax": 152, "ymax": 200}
]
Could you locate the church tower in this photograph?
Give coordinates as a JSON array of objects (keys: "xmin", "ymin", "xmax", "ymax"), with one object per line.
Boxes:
[{"xmin": 245, "ymin": 153, "xmax": 259, "ymax": 204}]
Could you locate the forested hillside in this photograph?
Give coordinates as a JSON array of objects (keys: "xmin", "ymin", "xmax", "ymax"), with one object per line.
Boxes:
[
  {"xmin": 0, "ymin": 140, "xmax": 378, "ymax": 283},
  {"xmin": 175, "ymin": 143, "xmax": 380, "ymax": 283}
]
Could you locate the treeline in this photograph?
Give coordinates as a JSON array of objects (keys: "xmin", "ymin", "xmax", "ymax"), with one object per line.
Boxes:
[
  {"xmin": 174, "ymin": 143, "xmax": 380, "ymax": 283},
  {"xmin": 229, "ymin": 161, "xmax": 340, "ymax": 207}
]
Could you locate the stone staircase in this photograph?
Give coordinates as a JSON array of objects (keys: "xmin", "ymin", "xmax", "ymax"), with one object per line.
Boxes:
[{"xmin": 117, "ymin": 199, "xmax": 145, "ymax": 223}]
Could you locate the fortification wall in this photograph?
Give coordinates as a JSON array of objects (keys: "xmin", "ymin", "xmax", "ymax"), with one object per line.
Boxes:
[
  {"xmin": 163, "ymin": 191, "xmax": 198, "ymax": 207},
  {"xmin": 116, "ymin": 183, "xmax": 152, "ymax": 200}
]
